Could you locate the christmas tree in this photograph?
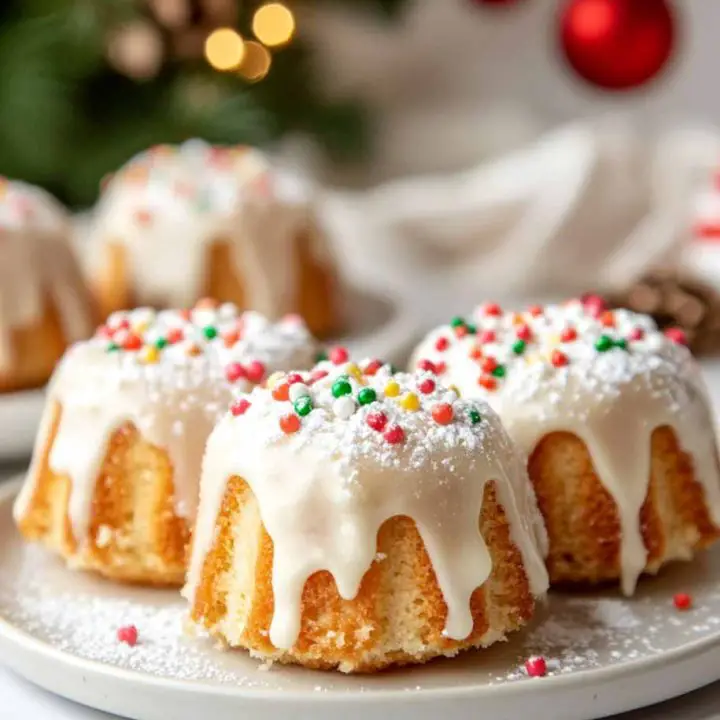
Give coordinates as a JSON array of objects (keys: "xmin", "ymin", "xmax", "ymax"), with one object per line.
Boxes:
[{"xmin": 0, "ymin": 0, "xmax": 407, "ymax": 207}]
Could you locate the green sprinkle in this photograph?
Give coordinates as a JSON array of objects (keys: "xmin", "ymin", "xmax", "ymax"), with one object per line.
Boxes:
[
  {"xmin": 357, "ymin": 387, "xmax": 377, "ymax": 406},
  {"xmin": 294, "ymin": 396, "xmax": 313, "ymax": 417},
  {"xmin": 465, "ymin": 323, "xmax": 477, "ymax": 334},
  {"xmin": 332, "ymin": 379, "xmax": 352, "ymax": 398},
  {"xmin": 389, "ymin": 364, "xmax": 398, "ymax": 375},
  {"xmin": 595, "ymin": 335, "xmax": 613, "ymax": 352},
  {"xmin": 512, "ymin": 340, "xmax": 526, "ymax": 355},
  {"xmin": 467, "ymin": 408, "xmax": 482, "ymax": 425},
  {"xmin": 614, "ymin": 338, "xmax": 628, "ymax": 351},
  {"xmin": 450, "ymin": 316, "xmax": 465, "ymax": 328},
  {"xmin": 155, "ymin": 337, "xmax": 168, "ymax": 349},
  {"xmin": 203, "ymin": 325, "xmax": 218, "ymax": 340},
  {"xmin": 106, "ymin": 342, "xmax": 120, "ymax": 352},
  {"xmin": 314, "ymin": 350, "xmax": 328, "ymax": 363},
  {"xmin": 491, "ymin": 364, "xmax": 506, "ymax": 378}
]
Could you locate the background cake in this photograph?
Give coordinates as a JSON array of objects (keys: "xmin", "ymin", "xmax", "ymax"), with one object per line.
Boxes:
[
  {"xmin": 0, "ymin": 178, "xmax": 95, "ymax": 393},
  {"xmin": 84, "ymin": 140, "xmax": 338, "ymax": 337},
  {"xmin": 14, "ymin": 303, "xmax": 317, "ymax": 585},
  {"xmin": 411, "ymin": 298, "xmax": 720, "ymax": 593},
  {"xmin": 185, "ymin": 359, "xmax": 548, "ymax": 672}
]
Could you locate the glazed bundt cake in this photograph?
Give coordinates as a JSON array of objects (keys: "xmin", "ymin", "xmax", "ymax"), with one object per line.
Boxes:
[
  {"xmin": 411, "ymin": 298, "xmax": 720, "ymax": 594},
  {"xmin": 14, "ymin": 302, "xmax": 317, "ymax": 585},
  {"xmin": 184, "ymin": 360, "xmax": 549, "ymax": 673},
  {"xmin": 0, "ymin": 178, "xmax": 95, "ymax": 392},
  {"xmin": 84, "ymin": 140, "xmax": 338, "ymax": 337}
]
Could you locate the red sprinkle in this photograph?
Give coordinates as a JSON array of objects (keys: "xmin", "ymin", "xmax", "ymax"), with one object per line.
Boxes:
[
  {"xmin": 384, "ymin": 425, "xmax": 405, "ymax": 445},
  {"xmin": 525, "ymin": 656, "xmax": 547, "ymax": 677},
  {"xmin": 272, "ymin": 382, "xmax": 290, "ymax": 402},
  {"xmin": 245, "ymin": 360, "xmax": 266, "ymax": 383},
  {"xmin": 628, "ymin": 327, "xmax": 644, "ymax": 341},
  {"xmin": 600, "ymin": 310, "xmax": 616, "ymax": 327},
  {"xmin": 223, "ymin": 330, "xmax": 240, "ymax": 348},
  {"xmin": 231, "ymin": 399, "xmax": 251, "ymax": 416},
  {"xmin": 516, "ymin": 324, "xmax": 532, "ymax": 341},
  {"xmin": 454, "ymin": 325, "xmax": 468, "ymax": 338},
  {"xmin": 123, "ymin": 334, "xmax": 143, "ymax": 351},
  {"xmin": 366, "ymin": 411, "xmax": 388, "ymax": 432},
  {"xmin": 286, "ymin": 372, "xmax": 304, "ymax": 385},
  {"xmin": 418, "ymin": 378, "xmax": 436, "ymax": 394},
  {"xmin": 279, "ymin": 414, "xmax": 301, "ymax": 434},
  {"xmin": 329, "ymin": 346, "xmax": 349, "ymax": 365},
  {"xmin": 417, "ymin": 359, "xmax": 437, "ymax": 374},
  {"xmin": 435, "ymin": 361, "xmax": 447, "ymax": 375},
  {"xmin": 551, "ymin": 350, "xmax": 569, "ymax": 368},
  {"xmin": 484, "ymin": 303, "xmax": 502, "ymax": 316},
  {"xmin": 560, "ymin": 327, "xmax": 577, "ymax": 343},
  {"xmin": 478, "ymin": 330, "xmax": 496, "ymax": 344},
  {"xmin": 478, "ymin": 375, "xmax": 497, "ymax": 391},
  {"xmin": 582, "ymin": 293, "xmax": 606, "ymax": 317},
  {"xmin": 310, "ymin": 368, "xmax": 329, "ymax": 383},
  {"xmin": 97, "ymin": 325, "xmax": 113, "ymax": 339},
  {"xmin": 673, "ymin": 593, "xmax": 692, "ymax": 611},
  {"xmin": 225, "ymin": 363, "xmax": 247, "ymax": 383},
  {"xmin": 363, "ymin": 359, "xmax": 383, "ymax": 376},
  {"xmin": 481, "ymin": 357, "xmax": 497, "ymax": 374},
  {"xmin": 664, "ymin": 327, "xmax": 688, "ymax": 346},
  {"xmin": 435, "ymin": 337, "xmax": 450, "ymax": 352},
  {"xmin": 469, "ymin": 345, "xmax": 483, "ymax": 360},
  {"xmin": 528, "ymin": 305, "xmax": 543, "ymax": 317},
  {"xmin": 117, "ymin": 625, "xmax": 138, "ymax": 646},
  {"xmin": 431, "ymin": 403, "xmax": 454, "ymax": 425},
  {"xmin": 167, "ymin": 328, "xmax": 184, "ymax": 344}
]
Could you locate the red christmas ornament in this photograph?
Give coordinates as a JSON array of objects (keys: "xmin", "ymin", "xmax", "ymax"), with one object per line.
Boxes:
[{"xmin": 560, "ymin": 0, "xmax": 676, "ymax": 90}]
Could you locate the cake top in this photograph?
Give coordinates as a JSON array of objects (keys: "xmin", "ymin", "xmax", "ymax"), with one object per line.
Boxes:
[
  {"xmin": 96, "ymin": 140, "xmax": 308, "ymax": 227},
  {"xmin": 75, "ymin": 300, "xmax": 317, "ymax": 390},
  {"xmin": 411, "ymin": 296, "xmax": 698, "ymax": 418},
  {"xmin": 0, "ymin": 178, "xmax": 68, "ymax": 233}
]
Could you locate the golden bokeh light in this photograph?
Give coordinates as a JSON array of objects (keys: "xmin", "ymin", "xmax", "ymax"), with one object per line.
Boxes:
[
  {"xmin": 252, "ymin": 3, "xmax": 295, "ymax": 48},
  {"xmin": 238, "ymin": 40, "xmax": 272, "ymax": 82},
  {"xmin": 204, "ymin": 27, "xmax": 245, "ymax": 71}
]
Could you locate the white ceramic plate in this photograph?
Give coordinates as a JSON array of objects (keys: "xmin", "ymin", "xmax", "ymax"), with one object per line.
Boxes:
[
  {"xmin": 2, "ymin": 480, "xmax": 720, "ymax": 720},
  {"xmin": 0, "ymin": 389, "xmax": 45, "ymax": 459}
]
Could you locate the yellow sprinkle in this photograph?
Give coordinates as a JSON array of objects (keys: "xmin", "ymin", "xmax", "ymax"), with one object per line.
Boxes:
[
  {"xmin": 142, "ymin": 346, "xmax": 159, "ymax": 364},
  {"xmin": 399, "ymin": 392, "xmax": 420, "ymax": 412},
  {"xmin": 449, "ymin": 384, "xmax": 461, "ymax": 398},
  {"xmin": 266, "ymin": 371, "xmax": 285, "ymax": 389},
  {"xmin": 384, "ymin": 380, "xmax": 400, "ymax": 398},
  {"xmin": 346, "ymin": 363, "xmax": 362, "ymax": 380},
  {"xmin": 133, "ymin": 321, "xmax": 150, "ymax": 334}
]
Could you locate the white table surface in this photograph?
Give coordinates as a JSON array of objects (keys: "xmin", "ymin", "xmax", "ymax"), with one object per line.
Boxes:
[{"xmin": 4, "ymin": 361, "xmax": 720, "ymax": 719}]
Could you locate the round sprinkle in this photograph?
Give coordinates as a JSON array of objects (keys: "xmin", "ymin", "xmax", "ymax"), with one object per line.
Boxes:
[
  {"xmin": 167, "ymin": 328, "xmax": 183, "ymax": 344},
  {"xmin": 279, "ymin": 414, "xmax": 301, "ymax": 434},
  {"xmin": 202, "ymin": 325, "xmax": 218, "ymax": 340},
  {"xmin": 289, "ymin": 383, "xmax": 311, "ymax": 402},
  {"xmin": 582, "ymin": 293, "xmax": 606, "ymax": 317},
  {"xmin": 516, "ymin": 324, "xmax": 531, "ymax": 341},
  {"xmin": 223, "ymin": 330, "xmax": 240, "ymax": 348},
  {"xmin": 481, "ymin": 357, "xmax": 497, "ymax": 373},
  {"xmin": 614, "ymin": 338, "xmax": 628, "ymax": 351},
  {"xmin": 484, "ymin": 303, "xmax": 502, "ymax": 316},
  {"xmin": 286, "ymin": 372, "xmax": 304, "ymax": 385},
  {"xmin": 294, "ymin": 396, "xmax": 313, "ymax": 417},
  {"xmin": 664, "ymin": 327, "xmax": 688, "ymax": 346},
  {"xmin": 142, "ymin": 346, "xmax": 160, "ymax": 365},
  {"xmin": 478, "ymin": 375, "xmax": 497, "ymax": 391},
  {"xmin": 469, "ymin": 345, "xmax": 483, "ymax": 360},
  {"xmin": 310, "ymin": 368, "xmax": 329, "ymax": 383},
  {"xmin": 478, "ymin": 330, "xmax": 496, "ymax": 344},
  {"xmin": 383, "ymin": 425, "xmax": 405, "ymax": 445},
  {"xmin": 246, "ymin": 360, "xmax": 266, "ymax": 383},
  {"xmin": 363, "ymin": 359, "xmax": 383, "ymax": 376},
  {"xmin": 551, "ymin": 350, "xmax": 568, "ymax": 368},
  {"xmin": 512, "ymin": 340, "xmax": 526, "ymax": 355},
  {"xmin": 528, "ymin": 305, "xmax": 543, "ymax": 317},
  {"xmin": 155, "ymin": 337, "xmax": 168, "ymax": 349},
  {"xmin": 231, "ymin": 399, "xmax": 251, "ymax": 416},
  {"xmin": 107, "ymin": 342, "xmax": 120, "ymax": 352},
  {"xmin": 450, "ymin": 316, "xmax": 465, "ymax": 328},
  {"xmin": 225, "ymin": 363, "xmax": 247, "ymax": 383},
  {"xmin": 266, "ymin": 371, "xmax": 285, "ymax": 389},
  {"xmin": 435, "ymin": 337, "xmax": 450, "ymax": 352},
  {"xmin": 432, "ymin": 403, "xmax": 454, "ymax": 425},
  {"xmin": 366, "ymin": 411, "xmax": 388, "ymax": 432},
  {"xmin": 418, "ymin": 378, "xmax": 436, "ymax": 394},
  {"xmin": 628, "ymin": 327, "xmax": 644, "ymax": 341},
  {"xmin": 329, "ymin": 346, "xmax": 349, "ymax": 365},
  {"xmin": 357, "ymin": 387, "xmax": 377, "ymax": 406},
  {"xmin": 400, "ymin": 392, "xmax": 420, "ymax": 412},
  {"xmin": 525, "ymin": 656, "xmax": 547, "ymax": 678},
  {"xmin": 595, "ymin": 335, "xmax": 613, "ymax": 352},
  {"xmin": 465, "ymin": 323, "xmax": 477, "ymax": 334},
  {"xmin": 454, "ymin": 325, "xmax": 468, "ymax": 338},
  {"xmin": 417, "ymin": 359, "xmax": 437, "ymax": 374},
  {"xmin": 491, "ymin": 364, "xmax": 506, "ymax": 378},
  {"xmin": 117, "ymin": 625, "xmax": 138, "ymax": 646},
  {"xmin": 332, "ymin": 378, "xmax": 352, "ymax": 398},
  {"xmin": 600, "ymin": 310, "xmax": 615, "ymax": 327},
  {"xmin": 272, "ymin": 382, "xmax": 290, "ymax": 402},
  {"xmin": 673, "ymin": 593, "xmax": 692, "ymax": 611},
  {"xmin": 467, "ymin": 408, "xmax": 481, "ymax": 424},
  {"xmin": 384, "ymin": 380, "xmax": 401, "ymax": 398},
  {"xmin": 314, "ymin": 350, "xmax": 328, "ymax": 363},
  {"xmin": 560, "ymin": 327, "xmax": 577, "ymax": 343},
  {"xmin": 333, "ymin": 396, "xmax": 356, "ymax": 419},
  {"xmin": 123, "ymin": 334, "xmax": 143, "ymax": 351}
]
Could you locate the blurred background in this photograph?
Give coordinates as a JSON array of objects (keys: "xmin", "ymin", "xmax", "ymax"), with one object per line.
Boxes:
[{"xmin": 3, "ymin": 0, "xmax": 720, "ymax": 352}]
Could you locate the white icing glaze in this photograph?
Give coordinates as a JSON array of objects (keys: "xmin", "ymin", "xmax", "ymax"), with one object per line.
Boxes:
[
  {"xmin": 184, "ymin": 362, "xmax": 549, "ymax": 650},
  {"xmin": 0, "ymin": 178, "xmax": 93, "ymax": 371},
  {"xmin": 86, "ymin": 140, "xmax": 326, "ymax": 318},
  {"xmin": 411, "ymin": 300, "xmax": 720, "ymax": 594},
  {"xmin": 13, "ymin": 305, "xmax": 317, "ymax": 543}
]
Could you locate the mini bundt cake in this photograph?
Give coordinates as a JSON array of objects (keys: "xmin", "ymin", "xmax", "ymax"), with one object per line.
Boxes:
[
  {"xmin": 184, "ymin": 359, "xmax": 548, "ymax": 673},
  {"xmin": 14, "ymin": 302, "xmax": 317, "ymax": 585},
  {"xmin": 411, "ymin": 298, "xmax": 720, "ymax": 594},
  {"xmin": 84, "ymin": 140, "xmax": 338, "ymax": 337},
  {"xmin": 0, "ymin": 178, "xmax": 95, "ymax": 392}
]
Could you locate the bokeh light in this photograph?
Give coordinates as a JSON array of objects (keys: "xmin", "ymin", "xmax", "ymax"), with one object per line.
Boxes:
[
  {"xmin": 252, "ymin": 3, "xmax": 295, "ymax": 48},
  {"xmin": 238, "ymin": 41, "xmax": 272, "ymax": 82},
  {"xmin": 204, "ymin": 27, "xmax": 245, "ymax": 71}
]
